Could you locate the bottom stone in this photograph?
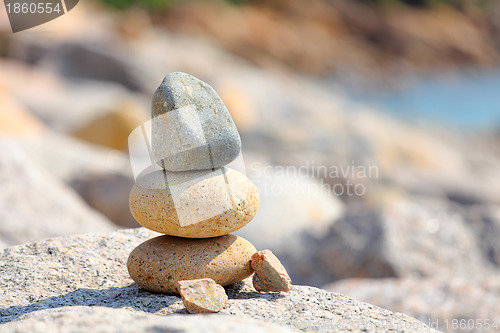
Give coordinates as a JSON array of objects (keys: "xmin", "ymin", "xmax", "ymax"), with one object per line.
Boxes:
[
  {"xmin": 127, "ymin": 234, "xmax": 256, "ymax": 294},
  {"xmin": 177, "ymin": 278, "xmax": 228, "ymax": 313}
]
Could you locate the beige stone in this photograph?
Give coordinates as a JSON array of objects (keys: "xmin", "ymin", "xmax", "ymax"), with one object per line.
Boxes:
[
  {"xmin": 251, "ymin": 250, "xmax": 291, "ymax": 293},
  {"xmin": 127, "ymin": 234, "xmax": 256, "ymax": 294},
  {"xmin": 72, "ymin": 101, "xmax": 146, "ymax": 151},
  {"xmin": 129, "ymin": 167, "xmax": 259, "ymax": 238},
  {"xmin": 0, "ymin": 91, "xmax": 45, "ymax": 136},
  {"xmin": 176, "ymin": 278, "xmax": 228, "ymax": 313},
  {"xmin": 217, "ymin": 79, "xmax": 257, "ymax": 132}
]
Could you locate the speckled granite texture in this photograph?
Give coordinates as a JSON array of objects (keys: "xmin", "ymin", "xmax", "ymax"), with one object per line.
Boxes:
[
  {"xmin": 0, "ymin": 228, "xmax": 438, "ymax": 332},
  {"xmin": 129, "ymin": 168, "xmax": 258, "ymax": 238},
  {"xmin": 127, "ymin": 234, "xmax": 256, "ymax": 294}
]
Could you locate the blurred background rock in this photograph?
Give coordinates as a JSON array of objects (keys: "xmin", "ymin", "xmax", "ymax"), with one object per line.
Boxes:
[{"xmin": 1, "ymin": 0, "xmax": 500, "ymax": 331}]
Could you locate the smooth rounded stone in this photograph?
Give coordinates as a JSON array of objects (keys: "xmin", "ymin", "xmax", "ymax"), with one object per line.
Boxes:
[
  {"xmin": 127, "ymin": 234, "xmax": 256, "ymax": 294},
  {"xmin": 129, "ymin": 167, "xmax": 259, "ymax": 238},
  {"xmin": 151, "ymin": 72, "xmax": 241, "ymax": 171}
]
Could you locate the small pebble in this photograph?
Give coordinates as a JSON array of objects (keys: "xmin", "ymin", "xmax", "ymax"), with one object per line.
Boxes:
[
  {"xmin": 251, "ymin": 250, "xmax": 292, "ymax": 293},
  {"xmin": 176, "ymin": 278, "xmax": 228, "ymax": 313}
]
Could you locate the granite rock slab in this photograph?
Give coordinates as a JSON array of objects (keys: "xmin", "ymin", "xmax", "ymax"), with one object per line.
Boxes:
[{"xmin": 0, "ymin": 228, "xmax": 438, "ymax": 332}]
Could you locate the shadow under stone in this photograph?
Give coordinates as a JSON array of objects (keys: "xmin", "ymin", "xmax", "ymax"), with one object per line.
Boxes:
[
  {"xmin": 225, "ymin": 282, "xmax": 286, "ymax": 301},
  {"xmin": 0, "ymin": 281, "xmax": 284, "ymax": 323},
  {"xmin": 0, "ymin": 284, "xmax": 181, "ymax": 324}
]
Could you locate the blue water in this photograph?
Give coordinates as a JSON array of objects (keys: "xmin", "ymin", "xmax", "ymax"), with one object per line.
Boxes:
[{"xmin": 341, "ymin": 69, "xmax": 500, "ymax": 131}]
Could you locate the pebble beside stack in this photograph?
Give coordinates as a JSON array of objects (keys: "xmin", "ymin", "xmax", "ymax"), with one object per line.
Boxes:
[{"xmin": 127, "ymin": 72, "xmax": 260, "ymax": 295}]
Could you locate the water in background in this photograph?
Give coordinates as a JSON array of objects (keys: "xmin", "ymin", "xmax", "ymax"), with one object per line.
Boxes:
[{"xmin": 338, "ymin": 69, "xmax": 500, "ymax": 131}]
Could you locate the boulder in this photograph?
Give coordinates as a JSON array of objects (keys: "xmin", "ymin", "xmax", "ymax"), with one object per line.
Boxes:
[
  {"xmin": 0, "ymin": 60, "xmax": 149, "ymax": 134},
  {"xmin": 13, "ymin": 133, "xmax": 130, "ymax": 183},
  {"xmin": 465, "ymin": 204, "xmax": 500, "ymax": 268},
  {"xmin": 282, "ymin": 198, "xmax": 488, "ymax": 287},
  {"xmin": 325, "ymin": 276, "xmax": 500, "ymax": 332},
  {"xmin": 0, "ymin": 90, "xmax": 46, "ymax": 136},
  {"xmin": 71, "ymin": 101, "xmax": 147, "ymax": 151},
  {"xmin": 313, "ymin": 198, "xmax": 489, "ymax": 284},
  {"xmin": 11, "ymin": 133, "xmax": 138, "ymax": 228},
  {"xmin": 0, "ymin": 139, "xmax": 116, "ymax": 247},
  {"xmin": 318, "ymin": 199, "xmax": 489, "ymax": 280},
  {"xmin": 0, "ymin": 307, "xmax": 294, "ymax": 333},
  {"xmin": 216, "ymin": 78, "xmax": 257, "ymax": 132},
  {"xmin": 13, "ymin": 39, "xmax": 144, "ymax": 92},
  {"xmin": 0, "ymin": 228, "xmax": 436, "ymax": 332},
  {"xmin": 235, "ymin": 170, "xmax": 344, "ymax": 286},
  {"xmin": 71, "ymin": 172, "xmax": 137, "ymax": 228}
]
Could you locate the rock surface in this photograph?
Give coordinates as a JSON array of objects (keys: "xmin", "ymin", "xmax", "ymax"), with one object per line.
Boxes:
[
  {"xmin": 251, "ymin": 250, "xmax": 292, "ymax": 293},
  {"xmin": 325, "ymin": 277, "xmax": 500, "ymax": 332},
  {"xmin": 12, "ymin": 132, "xmax": 131, "ymax": 185},
  {"xmin": 71, "ymin": 102, "xmax": 146, "ymax": 151},
  {"xmin": 236, "ymin": 170, "xmax": 345, "ymax": 250},
  {"xmin": 127, "ymin": 234, "xmax": 256, "ymax": 294},
  {"xmin": 11, "ymin": 132, "xmax": 138, "ymax": 228},
  {"xmin": 0, "ymin": 90, "xmax": 46, "ymax": 136},
  {"xmin": 235, "ymin": 170, "xmax": 344, "ymax": 286},
  {"xmin": 0, "ymin": 307, "xmax": 295, "ymax": 333},
  {"xmin": 151, "ymin": 72, "xmax": 241, "ymax": 171},
  {"xmin": 0, "ymin": 139, "xmax": 116, "ymax": 248},
  {"xmin": 3, "ymin": 8, "xmax": 500, "ymax": 330},
  {"xmin": 162, "ymin": 1, "xmax": 498, "ymax": 76},
  {"xmin": 129, "ymin": 167, "xmax": 259, "ymax": 238},
  {"xmin": 465, "ymin": 204, "xmax": 500, "ymax": 269},
  {"xmin": 177, "ymin": 278, "xmax": 228, "ymax": 313},
  {"xmin": 0, "ymin": 59, "xmax": 149, "ymax": 134},
  {"xmin": 0, "ymin": 228, "xmax": 436, "ymax": 332},
  {"xmin": 72, "ymin": 172, "xmax": 138, "ymax": 228},
  {"xmin": 295, "ymin": 198, "xmax": 489, "ymax": 286}
]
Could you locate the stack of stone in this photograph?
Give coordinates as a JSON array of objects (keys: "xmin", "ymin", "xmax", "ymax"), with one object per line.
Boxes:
[{"xmin": 127, "ymin": 72, "xmax": 291, "ymax": 313}]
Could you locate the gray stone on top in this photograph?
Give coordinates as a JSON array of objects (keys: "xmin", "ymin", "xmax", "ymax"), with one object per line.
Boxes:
[
  {"xmin": 0, "ymin": 228, "xmax": 436, "ymax": 332},
  {"xmin": 151, "ymin": 72, "xmax": 241, "ymax": 171}
]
